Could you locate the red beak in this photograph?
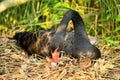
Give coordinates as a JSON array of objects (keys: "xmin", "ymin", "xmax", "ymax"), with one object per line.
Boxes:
[{"xmin": 51, "ymin": 48, "xmax": 59, "ymax": 67}]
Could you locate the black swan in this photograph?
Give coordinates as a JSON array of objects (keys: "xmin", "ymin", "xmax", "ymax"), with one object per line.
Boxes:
[{"xmin": 13, "ymin": 9, "xmax": 101, "ymax": 59}]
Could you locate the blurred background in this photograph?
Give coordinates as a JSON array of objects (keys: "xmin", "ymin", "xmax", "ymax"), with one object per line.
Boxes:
[
  {"xmin": 0, "ymin": 1, "xmax": 120, "ymax": 79},
  {"xmin": 0, "ymin": 0, "xmax": 120, "ymax": 48}
]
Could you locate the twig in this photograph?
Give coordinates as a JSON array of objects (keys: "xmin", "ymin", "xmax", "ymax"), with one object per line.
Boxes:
[{"xmin": 0, "ymin": 0, "xmax": 29, "ymax": 13}]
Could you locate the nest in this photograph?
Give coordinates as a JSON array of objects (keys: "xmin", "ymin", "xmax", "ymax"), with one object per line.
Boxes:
[{"xmin": 0, "ymin": 37, "xmax": 120, "ymax": 80}]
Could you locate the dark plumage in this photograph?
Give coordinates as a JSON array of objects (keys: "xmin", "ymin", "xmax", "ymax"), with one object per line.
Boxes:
[
  {"xmin": 50, "ymin": 9, "xmax": 101, "ymax": 59},
  {"xmin": 13, "ymin": 9, "xmax": 101, "ymax": 59},
  {"xmin": 13, "ymin": 29, "xmax": 55, "ymax": 57}
]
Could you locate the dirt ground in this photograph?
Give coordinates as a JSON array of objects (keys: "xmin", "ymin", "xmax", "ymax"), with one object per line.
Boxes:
[{"xmin": 0, "ymin": 37, "xmax": 120, "ymax": 80}]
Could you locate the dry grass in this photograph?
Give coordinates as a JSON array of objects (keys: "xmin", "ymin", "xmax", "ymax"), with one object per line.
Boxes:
[{"xmin": 0, "ymin": 37, "xmax": 120, "ymax": 80}]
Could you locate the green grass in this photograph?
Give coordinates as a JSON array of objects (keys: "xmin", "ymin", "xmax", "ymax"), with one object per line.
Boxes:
[
  {"xmin": 0, "ymin": 0, "xmax": 120, "ymax": 47},
  {"xmin": 0, "ymin": 1, "xmax": 120, "ymax": 79}
]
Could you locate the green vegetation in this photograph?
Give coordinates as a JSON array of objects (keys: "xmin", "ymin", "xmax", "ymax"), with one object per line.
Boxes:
[
  {"xmin": 0, "ymin": 0, "xmax": 120, "ymax": 79},
  {"xmin": 0, "ymin": 0, "xmax": 120, "ymax": 47}
]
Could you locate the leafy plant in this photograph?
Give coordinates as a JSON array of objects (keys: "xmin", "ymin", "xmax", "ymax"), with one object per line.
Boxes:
[{"xmin": 0, "ymin": 0, "xmax": 119, "ymax": 47}]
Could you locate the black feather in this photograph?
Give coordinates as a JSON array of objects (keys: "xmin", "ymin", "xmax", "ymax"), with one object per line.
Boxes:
[{"xmin": 13, "ymin": 9, "xmax": 101, "ymax": 59}]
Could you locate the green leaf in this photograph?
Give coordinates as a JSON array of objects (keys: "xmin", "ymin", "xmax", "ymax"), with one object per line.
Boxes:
[
  {"xmin": 114, "ymin": 26, "xmax": 120, "ymax": 32},
  {"xmin": 54, "ymin": 2, "xmax": 61, "ymax": 8},
  {"xmin": 62, "ymin": 3, "xmax": 70, "ymax": 8},
  {"xmin": 54, "ymin": 2, "xmax": 70, "ymax": 8},
  {"xmin": 116, "ymin": 11, "xmax": 120, "ymax": 22}
]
